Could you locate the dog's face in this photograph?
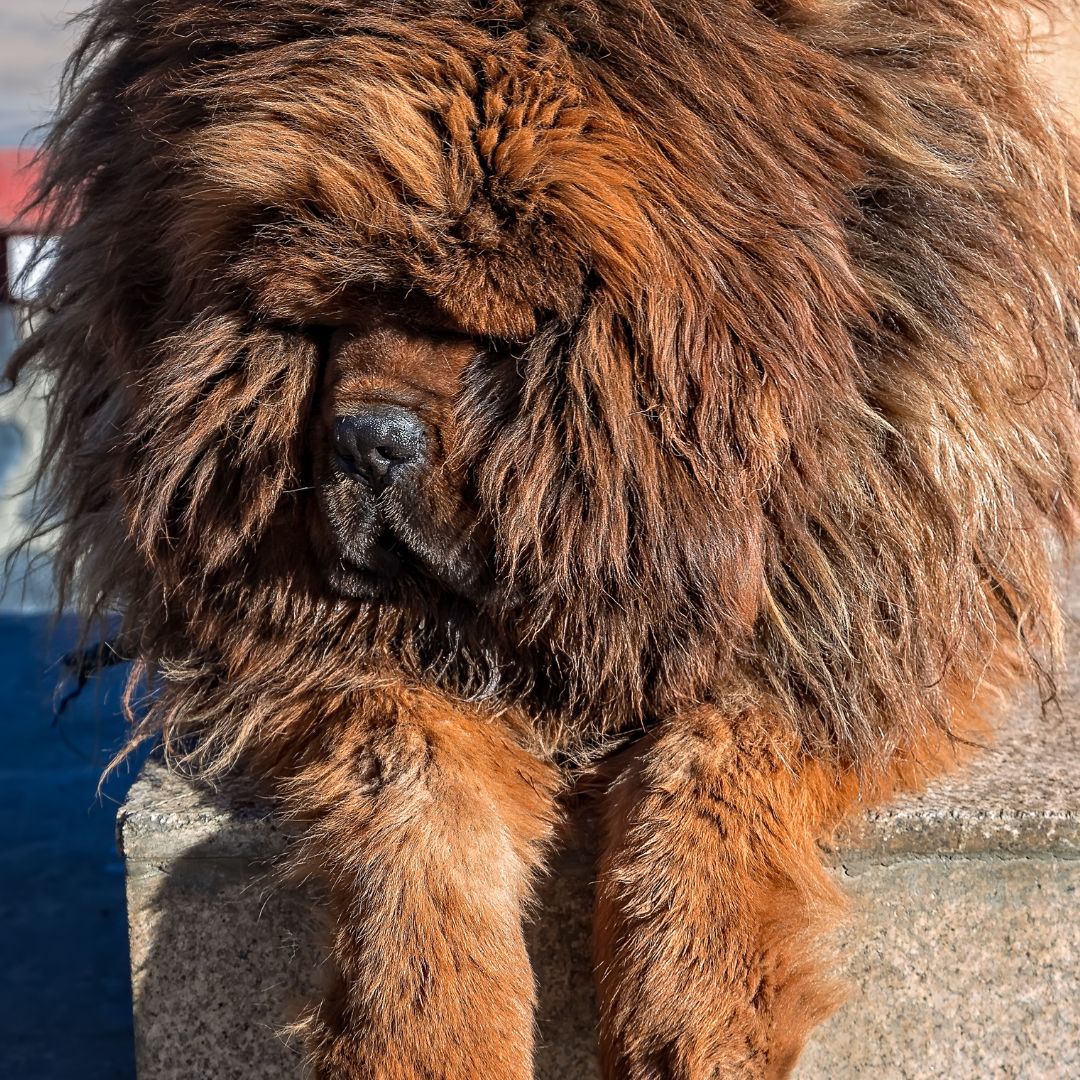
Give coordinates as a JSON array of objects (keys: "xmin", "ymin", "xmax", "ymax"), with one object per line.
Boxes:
[{"xmin": 310, "ymin": 292, "xmax": 486, "ymax": 602}]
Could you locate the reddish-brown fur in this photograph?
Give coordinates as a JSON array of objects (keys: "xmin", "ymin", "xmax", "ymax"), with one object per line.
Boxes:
[{"xmin": 9, "ymin": 0, "xmax": 1080, "ymax": 1075}]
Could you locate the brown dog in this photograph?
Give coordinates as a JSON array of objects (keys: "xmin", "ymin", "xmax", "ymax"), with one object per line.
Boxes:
[{"xmin": 10, "ymin": 1, "xmax": 1080, "ymax": 1076}]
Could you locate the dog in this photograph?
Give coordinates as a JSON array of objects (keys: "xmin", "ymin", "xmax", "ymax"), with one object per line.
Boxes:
[{"xmin": 10, "ymin": 0, "xmax": 1079, "ymax": 1075}]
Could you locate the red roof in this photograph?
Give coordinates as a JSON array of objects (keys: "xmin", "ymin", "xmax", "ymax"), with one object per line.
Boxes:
[{"xmin": 0, "ymin": 148, "xmax": 44, "ymax": 233}]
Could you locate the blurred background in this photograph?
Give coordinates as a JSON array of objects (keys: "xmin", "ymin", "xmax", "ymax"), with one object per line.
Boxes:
[{"xmin": 1, "ymin": 3, "xmax": 138, "ymax": 1077}]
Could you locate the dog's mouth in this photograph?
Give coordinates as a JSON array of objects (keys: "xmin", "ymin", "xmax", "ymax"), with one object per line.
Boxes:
[
  {"xmin": 329, "ymin": 522, "xmax": 425, "ymax": 598},
  {"xmin": 324, "ymin": 513, "xmax": 485, "ymax": 604},
  {"xmin": 359, "ymin": 526, "xmax": 414, "ymax": 578}
]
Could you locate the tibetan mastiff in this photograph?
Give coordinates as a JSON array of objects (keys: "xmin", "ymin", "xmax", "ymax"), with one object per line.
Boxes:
[{"xmin": 10, "ymin": 0, "xmax": 1080, "ymax": 1076}]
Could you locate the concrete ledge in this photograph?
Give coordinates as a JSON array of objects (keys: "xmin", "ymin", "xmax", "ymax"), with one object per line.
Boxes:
[{"xmin": 120, "ymin": 676, "xmax": 1080, "ymax": 1079}]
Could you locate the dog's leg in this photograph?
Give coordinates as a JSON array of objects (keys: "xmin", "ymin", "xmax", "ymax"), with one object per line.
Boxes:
[
  {"xmin": 593, "ymin": 706, "xmax": 852, "ymax": 1080},
  {"xmin": 283, "ymin": 689, "xmax": 560, "ymax": 1080}
]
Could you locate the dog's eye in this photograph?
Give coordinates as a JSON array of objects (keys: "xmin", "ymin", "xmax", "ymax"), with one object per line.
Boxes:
[
  {"xmin": 307, "ymin": 325, "xmax": 338, "ymax": 358},
  {"xmin": 400, "ymin": 313, "xmax": 476, "ymax": 343},
  {"xmin": 417, "ymin": 325, "xmax": 478, "ymax": 345}
]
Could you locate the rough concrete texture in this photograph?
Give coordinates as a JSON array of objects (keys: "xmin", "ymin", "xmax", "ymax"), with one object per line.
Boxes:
[{"xmin": 121, "ymin": 667, "xmax": 1080, "ymax": 1079}]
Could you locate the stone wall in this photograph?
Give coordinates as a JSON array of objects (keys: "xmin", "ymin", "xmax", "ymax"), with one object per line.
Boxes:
[{"xmin": 121, "ymin": 671, "xmax": 1080, "ymax": 1079}]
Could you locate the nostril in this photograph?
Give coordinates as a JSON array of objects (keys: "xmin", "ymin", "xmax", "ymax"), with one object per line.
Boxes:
[{"xmin": 333, "ymin": 407, "xmax": 427, "ymax": 486}]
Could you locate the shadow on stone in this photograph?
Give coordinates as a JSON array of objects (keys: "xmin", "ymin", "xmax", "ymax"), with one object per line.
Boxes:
[{"xmin": 121, "ymin": 770, "xmax": 604, "ymax": 1079}]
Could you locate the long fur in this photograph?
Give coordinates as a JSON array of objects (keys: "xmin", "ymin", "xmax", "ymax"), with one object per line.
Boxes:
[{"xmin": 9, "ymin": 0, "xmax": 1080, "ymax": 1074}]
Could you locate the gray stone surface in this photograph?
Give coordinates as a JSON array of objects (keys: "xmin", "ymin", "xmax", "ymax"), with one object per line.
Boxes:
[
  {"xmin": 121, "ymin": 662, "xmax": 1080, "ymax": 1080},
  {"xmin": 120, "ymin": 766, "xmax": 604, "ymax": 1080},
  {"xmin": 799, "ymin": 855, "xmax": 1078, "ymax": 1078}
]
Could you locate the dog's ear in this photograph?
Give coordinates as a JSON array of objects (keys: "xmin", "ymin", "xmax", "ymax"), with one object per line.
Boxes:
[
  {"xmin": 461, "ymin": 282, "xmax": 770, "ymax": 719},
  {"xmin": 122, "ymin": 319, "xmax": 318, "ymax": 577}
]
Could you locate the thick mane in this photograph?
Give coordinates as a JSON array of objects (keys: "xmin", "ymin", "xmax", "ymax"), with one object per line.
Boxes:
[{"xmin": 10, "ymin": 0, "xmax": 1080, "ymax": 773}]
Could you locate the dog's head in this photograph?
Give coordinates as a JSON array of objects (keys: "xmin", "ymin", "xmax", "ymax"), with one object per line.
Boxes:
[
  {"xmin": 83, "ymin": 6, "xmax": 784, "ymax": 683},
  {"xmin": 14, "ymin": 0, "xmax": 1079, "ymax": 760}
]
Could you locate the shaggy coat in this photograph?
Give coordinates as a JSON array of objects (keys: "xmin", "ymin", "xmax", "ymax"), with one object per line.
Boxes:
[{"xmin": 10, "ymin": 0, "xmax": 1080, "ymax": 1076}]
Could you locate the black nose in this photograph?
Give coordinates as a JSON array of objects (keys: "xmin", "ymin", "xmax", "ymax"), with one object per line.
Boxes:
[{"xmin": 333, "ymin": 407, "xmax": 427, "ymax": 489}]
